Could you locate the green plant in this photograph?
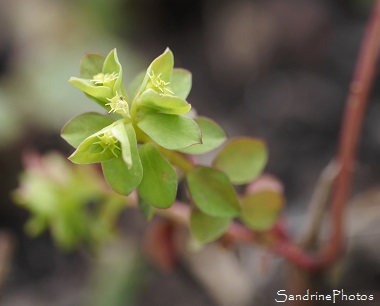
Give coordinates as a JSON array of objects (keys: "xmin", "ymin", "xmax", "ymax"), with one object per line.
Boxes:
[
  {"xmin": 13, "ymin": 0, "xmax": 380, "ymax": 273},
  {"xmin": 60, "ymin": 48, "xmax": 279, "ymax": 244}
]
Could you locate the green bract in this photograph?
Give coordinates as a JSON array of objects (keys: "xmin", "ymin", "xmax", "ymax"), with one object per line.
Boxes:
[
  {"xmin": 138, "ymin": 89, "xmax": 191, "ymax": 115},
  {"xmin": 137, "ymin": 113, "xmax": 201, "ymax": 150}
]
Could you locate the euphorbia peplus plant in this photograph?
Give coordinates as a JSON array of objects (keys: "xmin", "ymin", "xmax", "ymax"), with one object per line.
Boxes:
[
  {"xmin": 14, "ymin": 0, "xmax": 380, "ymax": 271},
  {"xmin": 60, "ymin": 48, "xmax": 282, "ymax": 243}
]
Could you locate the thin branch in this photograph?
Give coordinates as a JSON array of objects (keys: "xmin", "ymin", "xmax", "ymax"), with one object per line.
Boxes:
[
  {"xmin": 144, "ymin": 199, "xmax": 320, "ymax": 271},
  {"xmin": 300, "ymin": 161, "xmax": 340, "ymax": 249},
  {"xmin": 318, "ymin": 0, "xmax": 380, "ymax": 268}
]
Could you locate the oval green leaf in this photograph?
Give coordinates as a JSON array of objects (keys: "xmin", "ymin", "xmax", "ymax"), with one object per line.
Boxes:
[
  {"xmin": 240, "ymin": 191, "xmax": 284, "ymax": 231},
  {"xmin": 171, "ymin": 68, "xmax": 192, "ymax": 99},
  {"xmin": 137, "ymin": 113, "xmax": 201, "ymax": 150},
  {"xmin": 179, "ymin": 117, "xmax": 226, "ymax": 155},
  {"xmin": 101, "ymin": 124, "xmax": 143, "ymax": 195},
  {"xmin": 190, "ymin": 210, "xmax": 231, "ymax": 243},
  {"xmin": 186, "ymin": 166, "xmax": 240, "ymax": 217},
  {"xmin": 213, "ymin": 137, "xmax": 268, "ymax": 185},
  {"xmin": 138, "ymin": 143, "xmax": 177, "ymax": 208},
  {"xmin": 61, "ymin": 112, "xmax": 115, "ymax": 148}
]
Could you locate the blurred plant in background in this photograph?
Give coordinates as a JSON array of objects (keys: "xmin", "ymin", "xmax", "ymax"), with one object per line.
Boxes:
[{"xmin": 13, "ymin": 152, "xmax": 126, "ymax": 250}]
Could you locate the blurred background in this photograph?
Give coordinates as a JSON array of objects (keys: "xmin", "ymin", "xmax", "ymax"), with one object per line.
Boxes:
[{"xmin": 1, "ymin": 0, "xmax": 380, "ymax": 305}]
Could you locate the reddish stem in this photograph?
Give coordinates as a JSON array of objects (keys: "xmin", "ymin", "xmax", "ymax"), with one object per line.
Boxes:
[
  {"xmin": 153, "ymin": 200, "xmax": 321, "ymax": 271},
  {"xmin": 318, "ymin": 0, "xmax": 380, "ymax": 268}
]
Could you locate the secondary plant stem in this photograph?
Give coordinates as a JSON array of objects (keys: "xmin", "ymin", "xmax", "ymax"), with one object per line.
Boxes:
[{"xmin": 318, "ymin": 0, "xmax": 380, "ymax": 268}]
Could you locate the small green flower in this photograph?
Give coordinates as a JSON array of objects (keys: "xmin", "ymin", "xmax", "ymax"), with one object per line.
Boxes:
[
  {"xmin": 93, "ymin": 131, "xmax": 121, "ymax": 157},
  {"xmin": 69, "ymin": 49, "xmax": 126, "ymax": 109},
  {"xmin": 92, "ymin": 72, "xmax": 119, "ymax": 87},
  {"xmin": 131, "ymin": 49, "xmax": 193, "ymax": 119},
  {"xmin": 147, "ymin": 70, "xmax": 174, "ymax": 95},
  {"xmin": 105, "ymin": 92, "xmax": 130, "ymax": 117}
]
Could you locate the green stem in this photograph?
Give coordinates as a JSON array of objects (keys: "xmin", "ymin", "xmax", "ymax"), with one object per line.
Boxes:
[{"xmin": 156, "ymin": 147, "xmax": 194, "ymax": 173}]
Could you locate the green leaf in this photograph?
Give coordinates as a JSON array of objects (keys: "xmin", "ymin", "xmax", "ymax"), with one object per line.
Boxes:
[
  {"xmin": 240, "ymin": 191, "xmax": 284, "ymax": 231},
  {"xmin": 170, "ymin": 68, "xmax": 192, "ymax": 99},
  {"xmin": 69, "ymin": 77, "xmax": 112, "ymax": 103},
  {"xmin": 101, "ymin": 126, "xmax": 142, "ymax": 195},
  {"xmin": 68, "ymin": 134, "xmax": 118, "ymax": 164},
  {"xmin": 80, "ymin": 53, "xmax": 105, "ymax": 79},
  {"xmin": 138, "ymin": 48, "xmax": 174, "ymax": 96},
  {"xmin": 138, "ymin": 143, "xmax": 177, "ymax": 208},
  {"xmin": 103, "ymin": 49, "xmax": 120, "ymax": 75},
  {"xmin": 213, "ymin": 137, "xmax": 268, "ymax": 185},
  {"xmin": 137, "ymin": 113, "xmax": 201, "ymax": 150},
  {"xmin": 139, "ymin": 89, "xmax": 190, "ymax": 115},
  {"xmin": 111, "ymin": 122, "xmax": 132, "ymax": 168},
  {"xmin": 148, "ymin": 48, "xmax": 174, "ymax": 84},
  {"xmin": 102, "ymin": 49, "xmax": 123, "ymax": 93},
  {"xmin": 190, "ymin": 210, "xmax": 231, "ymax": 243},
  {"xmin": 61, "ymin": 112, "xmax": 115, "ymax": 148},
  {"xmin": 179, "ymin": 117, "xmax": 226, "ymax": 155},
  {"xmin": 186, "ymin": 166, "xmax": 240, "ymax": 217}
]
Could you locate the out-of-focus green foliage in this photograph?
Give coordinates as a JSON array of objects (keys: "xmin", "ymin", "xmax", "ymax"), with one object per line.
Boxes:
[
  {"xmin": 83, "ymin": 241, "xmax": 147, "ymax": 306},
  {"xmin": 213, "ymin": 138, "xmax": 268, "ymax": 185},
  {"xmin": 240, "ymin": 191, "xmax": 284, "ymax": 231},
  {"xmin": 13, "ymin": 153, "xmax": 125, "ymax": 250},
  {"xmin": 186, "ymin": 166, "xmax": 240, "ymax": 218},
  {"xmin": 190, "ymin": 210, "xmax": 231, "ymax": 243}
]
